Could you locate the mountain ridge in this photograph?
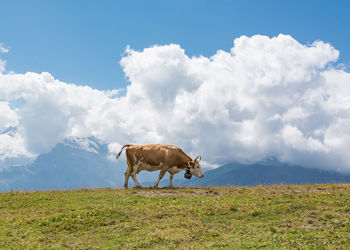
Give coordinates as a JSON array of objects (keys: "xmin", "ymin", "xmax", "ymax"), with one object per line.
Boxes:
[
  {"xmin": 184, "ymin": 161, "xmax": 350, "ymax": 187},
  {"xmin": 1, "ymin": 138, "xmax": 350, "ymax": 191}
]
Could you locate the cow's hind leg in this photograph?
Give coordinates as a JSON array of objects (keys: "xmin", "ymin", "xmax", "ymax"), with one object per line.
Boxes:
[
  {"xmin": 124, "ymin": 158, "xmax": 132, "ymax": 188},
  {"xmin": 124, "ymin": 168, "xmax": 132, "ymax": 189},
  {"xmin": 154, "ymin": 169, "xmax": 166, "ymax": 188},
  {"xmin": 131, "ymin": 163, "xmax": 142, "ymax": 188},
  {"xmin": 124, "ymin": 171, "xmax": 130, "ymax": 188}
]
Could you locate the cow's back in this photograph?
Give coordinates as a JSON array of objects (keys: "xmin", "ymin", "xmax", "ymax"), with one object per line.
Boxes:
[{"xmin": 126, "ymin": 144, "xmax": 190, "ymax": 169}]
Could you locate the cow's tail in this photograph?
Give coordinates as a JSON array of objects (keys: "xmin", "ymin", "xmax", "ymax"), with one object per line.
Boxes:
[{"xmin": 115, "ymin": 144, "xmax": 134, "ymax": 159}]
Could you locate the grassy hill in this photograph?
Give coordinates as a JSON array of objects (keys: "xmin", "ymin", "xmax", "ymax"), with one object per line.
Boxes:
[{"xmin": 1, "ymin": 184, "xmax": 350, "ymax": 248}]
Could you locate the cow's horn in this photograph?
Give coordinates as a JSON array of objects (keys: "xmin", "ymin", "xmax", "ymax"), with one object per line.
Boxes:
[{"xmin": 195, "ymin": 155, "xmax": 202, "ymax": 161}]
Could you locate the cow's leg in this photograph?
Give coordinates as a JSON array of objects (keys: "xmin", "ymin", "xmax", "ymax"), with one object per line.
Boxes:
[
  {"xmin": 124, "ymin": 158, "xmax": 132, "ymax": 188},
  {"xmin": 131, "ymin": 173, "xmax": 142, "ymax": 188},
  {"xmin": 168, "ymin": 173, "xmax": 174, "ymax": 188},
  {"xmin": 124, "ymin": 171, "xmax": 130, "ymax": 188},
  {"xmin": 154, "ymin": 169, "xmax": 166, "ymax": 188},
  {"xmin": 131, "ymin": 164, "xmax": 142, "ymax": 188}
]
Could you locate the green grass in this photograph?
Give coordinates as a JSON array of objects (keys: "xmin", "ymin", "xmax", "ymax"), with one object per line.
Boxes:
[{"xmin": 1, "ymin": 184, "xmax": 350, "ymax": 249}]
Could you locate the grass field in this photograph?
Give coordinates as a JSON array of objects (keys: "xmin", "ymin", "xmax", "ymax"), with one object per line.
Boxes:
[{"xmin": 1, "ymin": 184, "xmax": 350, "ymax": 249}]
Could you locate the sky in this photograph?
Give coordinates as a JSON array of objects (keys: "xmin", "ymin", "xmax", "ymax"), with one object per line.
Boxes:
[
  {"xmin": 1, "ymin": 1, "xmax": 350, "ymax": 172},
  {"xmin": 1, "ymin": 0, "xmax": 350, "ymax": 90}
]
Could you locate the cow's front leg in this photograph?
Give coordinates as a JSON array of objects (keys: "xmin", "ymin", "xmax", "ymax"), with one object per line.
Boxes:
[
  {"xmin": 154, "ymin": 169, "xmax": 166, "ymax": 188},
  {"xmin": 131, "ymin": 171, "xmax": 142, "ymax": 188},
  {"xmin": 168, "ymin": 173, "xmax": 174, "ymax": 188}
]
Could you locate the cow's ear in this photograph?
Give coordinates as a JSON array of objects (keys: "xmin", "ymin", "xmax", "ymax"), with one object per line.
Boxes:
[{"xmin": 188, "ymin": 161, "xmax": 194, "ymax": 168}]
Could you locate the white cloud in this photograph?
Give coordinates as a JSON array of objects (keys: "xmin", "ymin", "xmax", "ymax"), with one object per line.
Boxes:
[
  {"xmin": 107, "ymin": 142, "xmax": 122, "ymax": 160},
  {"xmin": 0, "ymin": 44, "xmax": 8, "ymax": 73},
  {"xmin": 0, "ymin": 44, "xmax": 8, "ymax": 53},
  {"xmin": 1, "ymin": 34, "xmax": 350, "ymax": 173},
  {"xmin": 0, "ymin": 133, "xmax": 34, "ymax": 163},
  {"xmin": 0, "ymin": 101, "xmax": 18, "ymax": 131},
  {"xmin": 0, "ymin": 60, "xmax": 5, "ymax": 73}
]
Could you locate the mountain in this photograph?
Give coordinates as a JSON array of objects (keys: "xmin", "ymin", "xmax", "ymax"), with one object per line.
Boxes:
[
  {"xmin": 0, "ymin": 138, "xmax": 128, "ymax": 192},
  {"xmin": 2, "ymin": 142, "xmax": 350, "ymax": 192},
  {"xmin": 185, "ymin": 159, "xmax": 350, "ymax": 187}
]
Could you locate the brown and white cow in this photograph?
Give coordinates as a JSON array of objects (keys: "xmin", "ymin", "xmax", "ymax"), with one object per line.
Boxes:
[{"xmin": 115, "ymin": 144, "xmax": 204, "ymax": 188}]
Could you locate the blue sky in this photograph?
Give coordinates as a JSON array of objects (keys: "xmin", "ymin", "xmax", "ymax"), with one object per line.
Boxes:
[{"xmin": 1, "ymin": 0, "xmax": 350, "ymax": 90}]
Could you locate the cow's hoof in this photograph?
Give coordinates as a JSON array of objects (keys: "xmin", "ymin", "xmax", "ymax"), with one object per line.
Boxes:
[
  {"xmin": 124, "ymin": 185, "xmax": 128, "ymax": 189},
  {"xmin": 136, "ymin": 185, "xmax": 143, "ymax": 188},
  {"xmin": 153, "ymin": 185, "xmax": 159, "ymax": 189}
]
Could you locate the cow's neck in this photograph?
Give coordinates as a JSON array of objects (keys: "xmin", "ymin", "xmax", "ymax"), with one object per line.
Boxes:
[{"xmin": 178, "ymin": 153, "xmax": 192, "ymax": 170}]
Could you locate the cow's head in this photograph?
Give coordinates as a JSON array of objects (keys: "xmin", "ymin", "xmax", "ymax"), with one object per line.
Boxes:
[{"xmin": 188, "ymin": 156, "xmax": 204, "ymax": 178}]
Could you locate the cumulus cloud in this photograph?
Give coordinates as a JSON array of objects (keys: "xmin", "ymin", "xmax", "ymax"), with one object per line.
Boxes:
[
  {"xmin": 0, "ymin": 101, "xmax": 18, "ymax": 131},
  {"xmin": 1, "ymin": 34, "xmax": 350, "ymax": 173}
]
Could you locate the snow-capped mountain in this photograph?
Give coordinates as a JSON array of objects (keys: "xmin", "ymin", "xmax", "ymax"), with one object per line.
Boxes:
[{"xmin": 0, "ymin": 137, "xmax": 126, "ymax": 191}]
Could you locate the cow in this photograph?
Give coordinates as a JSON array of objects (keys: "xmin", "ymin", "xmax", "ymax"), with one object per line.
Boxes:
[{"xmin": 115, "ymin": 144, "xmax": 204, "ymax": 188}]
